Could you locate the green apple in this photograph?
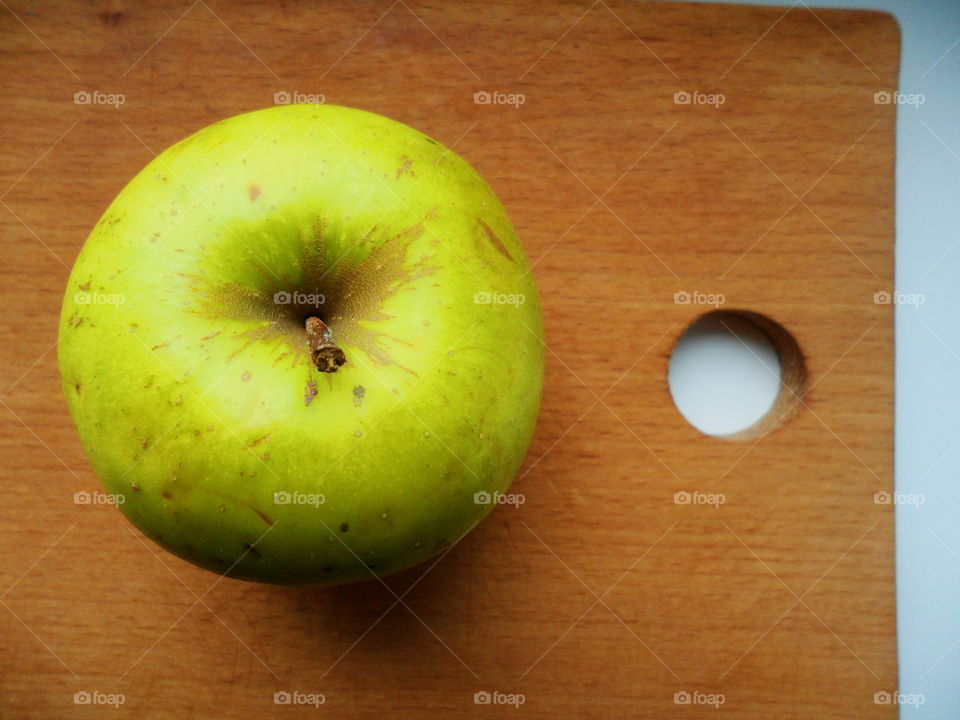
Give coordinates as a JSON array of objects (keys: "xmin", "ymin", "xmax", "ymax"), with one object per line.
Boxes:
[{"xmin": 59, "ymin": 104, "xmax": 543, "ymax": 585}]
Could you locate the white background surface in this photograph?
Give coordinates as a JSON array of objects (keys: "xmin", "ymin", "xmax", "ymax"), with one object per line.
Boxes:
[
  {"xmin": 683, "ymin": 1, "xmax": 960, "ymax": 716},
  {"xmin": 668, "ymin": 313, "xmax": 783, "ymax": 436}
]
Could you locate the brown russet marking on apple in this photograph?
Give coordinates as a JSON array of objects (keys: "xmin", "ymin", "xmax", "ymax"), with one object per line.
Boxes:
[
  {"xmin": 131, "ymin": 483, "xmax": 140, "ymax": 492},
  {"xmin": 304, "ymin": 380, "xmax": 318, "ymax": 406},
  {"xmin": 248, "ymin": 184, "xmax": 261, "ymax": 201},
  {"xmin": 201, "ymin": 330, "xmax": 221, "ymax": 340},
  {"xmin": 340, "ymin": 522, "xmax": 349, "ymax": 532},
  {"xmin": 189, "ymin": 214, "xmax": 438, "ymax": 380},
  {"xmin": 205, "ymin": 491, "xmax": 274, "ymax": 526},
  {"xmin": 396, "ymin": 156, "xmax": 415, "ymax": 179},
  {"xmin": 353, "ymin": 385, "xmax": 365, "ymax": 406},
  {"xmin": 247, "ymin": 433, "xmax": 270, "ymax": 448},
  {"xmin": 79, "ymin": 281, "xmax": 91, "ymax": 291},
  {"xmin": 477, "ymin": 218, "xmax": 512, "ymax": 261},
  {"xmin": 241, "ymin": 371, "xmax": 251, "ymax": 381}
]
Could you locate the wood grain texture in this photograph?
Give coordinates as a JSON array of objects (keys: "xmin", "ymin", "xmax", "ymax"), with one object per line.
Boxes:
[{"xmin": 0, "ymin": 1, "xmax": 898, "ymax": 718}]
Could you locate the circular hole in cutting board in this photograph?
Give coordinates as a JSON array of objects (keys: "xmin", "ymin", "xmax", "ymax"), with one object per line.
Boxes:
[{"xmin": 668, "ymin": 310, "xmax": 805, "ymax": 440}]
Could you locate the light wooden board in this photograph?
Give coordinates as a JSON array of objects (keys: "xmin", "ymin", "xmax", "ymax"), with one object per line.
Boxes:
[{"xmin": 0, "ymin": 1, "xmax": 898, "ymax": 717}]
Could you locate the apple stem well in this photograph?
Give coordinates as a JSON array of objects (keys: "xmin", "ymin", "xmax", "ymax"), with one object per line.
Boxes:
[{"xmin": 306, "ymin": 317, "xmax": 346, "ymax": 372}]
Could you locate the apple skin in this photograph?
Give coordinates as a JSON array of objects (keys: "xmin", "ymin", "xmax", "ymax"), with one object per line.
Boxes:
[{"xmin": 58, "ymin": 104, "xmax": 543, "ymax": 585}]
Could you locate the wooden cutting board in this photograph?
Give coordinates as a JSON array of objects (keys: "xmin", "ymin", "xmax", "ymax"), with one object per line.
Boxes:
[{"xmin": 0, "ymin": 1, "xmax": 898, "ymax": 717}]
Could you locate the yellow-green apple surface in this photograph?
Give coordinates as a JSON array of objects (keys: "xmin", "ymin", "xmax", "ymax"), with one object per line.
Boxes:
[{"xmin": 58, "ymin": 104, "xmax": 543, "ymax": 585}]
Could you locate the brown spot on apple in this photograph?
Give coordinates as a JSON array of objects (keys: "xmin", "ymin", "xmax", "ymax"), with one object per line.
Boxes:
[
  {"xmin": 478, "ymin": 218, "xmax": 513, "ymax": 261},
  {"xmin": 99, "ymin": 5, "xmax": 124, "ymax": 26},
  {"xmin": 241, "ymin": 371, "xmax": 251, "ymax": 381},
  {"xmin": 304, "ymin": 380, "xmax": 318, "ymax": 406},
  {"xmin": 248, "ymin": 184, "xmax": 261, "ymax": 201}
]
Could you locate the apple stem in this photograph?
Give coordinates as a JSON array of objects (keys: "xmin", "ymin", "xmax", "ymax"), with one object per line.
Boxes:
[{"xmin": 306, "ymin": 317, "xmax": 346, "ymax": 373}]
